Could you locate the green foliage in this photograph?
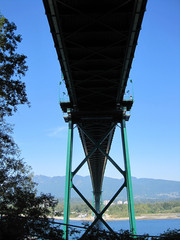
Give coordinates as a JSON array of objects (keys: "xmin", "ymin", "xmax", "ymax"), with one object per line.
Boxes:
[
  {"xmin": 71, "ymin": 203, "xmax": 91, "ymax": 215},
  {"xmin": 108, "ymin": 204, "xmax": 128, "ymax": 218},
  {"xmin": 55, "ymin": 200, "xmax": 180, "ymax": 219},
  {"xmin": 155, "ymin": 229, "xmax": 180, "ymax": 240},
  {"xmin": 54, "ymin": 201, "xmax": 64, "ymax": 216},
  {"xmin": 80, "ymin": 227, "xmax": 136, "ymax": 240},
  {"xmin": 102, "ymin": 201, "xmax": 180, "ymax": 218},
  {"xmin": 78, "ymin": 228, "xmax": 180, "ymax": 240},
  {"xmin": 0, "ymin": 15, "xmax": 64, "ymax": 239},
  {"xmin": 65, "ymin": 222, "xmax": 180, "ymax": 240},
  {"xmin": 72, "ymin": 223, "xmax": 148, "ymax": 239},
  {"xmin": 0, "ymin": 15, "xmax": 29, "ymax": 117},
  {"xmin": 0, "ymin": 120, "xmax": 64, "ymax": 239},
  {"xmin": 134, "ymin": 201, "xmax": 180, "ymax": 216}
]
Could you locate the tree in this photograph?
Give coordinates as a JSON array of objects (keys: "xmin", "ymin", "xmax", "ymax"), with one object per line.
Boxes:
[
  {"xmin": 0, "ymin": 15, "xmax": 64, "ymax": 239},
  {"xmin": 0, "ymin": 15, "xmax": 29, "ymax": 118},
  {"xmin": 0, "ymin": 122, "xmax": 63, "ymax": 239}
]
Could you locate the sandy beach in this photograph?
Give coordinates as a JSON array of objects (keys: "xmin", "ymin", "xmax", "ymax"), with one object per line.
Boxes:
[{"xmin": 53, "ymin": 213, "xmax": 180, "ymax": 221}]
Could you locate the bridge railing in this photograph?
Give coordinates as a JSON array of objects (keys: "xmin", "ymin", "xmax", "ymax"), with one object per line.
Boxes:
[
  {"xmin": 123, "ymin": 79, "xmax": 134, "ymax": 102},
  {"xmin": 59, "ymin": 71, "xmax": 70, "ymax": 103}
]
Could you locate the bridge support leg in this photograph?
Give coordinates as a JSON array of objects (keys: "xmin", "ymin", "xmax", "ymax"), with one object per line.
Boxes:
[
  {"xmin": 121, "ymin": 119, "xmax": 136, "ymax": 236},
  {"xmin": 63, "ymin": 121, "xmax": 136, "ymax": 238},
  {"xmin": 63, "ymin": 120, "xmax": 73, "ymax": 240}
]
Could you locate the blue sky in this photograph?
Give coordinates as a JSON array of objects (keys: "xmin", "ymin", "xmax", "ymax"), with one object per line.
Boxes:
[{"xmin": 1, "ymin": 0, "xmax": 180, "ymax": 181}]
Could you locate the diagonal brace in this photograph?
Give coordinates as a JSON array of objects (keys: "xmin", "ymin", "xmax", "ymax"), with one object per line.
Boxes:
[
  {"xmin": 98, "ymin": 147, "xmax": 125, "ymax": 176},
  {"xmin": 78, "ymin": 123, "xmax": 116, "ymax": 146},
  {"xmin": 72, "ymin": 184, "xmax": 117, "ymax": 237},
  {"xmin": 72, "ymin": 182, "xmax": 126, "ymax": 238},
  {"xmin": 72, "ymin": 123, "xmax": 116, "ymax": 177},
  {"xmin": 78, "ymin": 123, "xmax": 125, "ymax": 176}
]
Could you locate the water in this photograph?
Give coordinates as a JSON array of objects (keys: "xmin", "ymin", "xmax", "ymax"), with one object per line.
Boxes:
[
  {"xmin": 58, "ymin": 218, "xmax": 180, "ymax": 237},
  {"xmin": 107, "ymin": 219, "xmax": 180, "ymax": 236}
]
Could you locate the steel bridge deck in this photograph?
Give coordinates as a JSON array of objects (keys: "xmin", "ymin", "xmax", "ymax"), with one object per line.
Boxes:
[{"xmin": 43, "ymin": 0, "xmax": 147, "ymax": 203}]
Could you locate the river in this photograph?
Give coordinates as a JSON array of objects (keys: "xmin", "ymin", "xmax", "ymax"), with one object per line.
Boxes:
[{"xmin": 57, "ymin": 218, "xmax": 180, "ymax": 237}]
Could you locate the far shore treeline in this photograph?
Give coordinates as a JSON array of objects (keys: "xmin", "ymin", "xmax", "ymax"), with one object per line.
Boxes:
[{"xmin": 53, "ymin": 200, "xmax": 180, "ymax": 218}]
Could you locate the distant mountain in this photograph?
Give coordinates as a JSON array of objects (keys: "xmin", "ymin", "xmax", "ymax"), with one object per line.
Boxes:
[{"xmin": 33, "ymin": 175, "xmax": 180, "ymax": 202}]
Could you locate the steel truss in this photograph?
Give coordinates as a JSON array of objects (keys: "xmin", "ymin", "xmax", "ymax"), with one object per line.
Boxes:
[{"xmin": 63, "ymin": 116, "xmax": 136, "ymax": 239}]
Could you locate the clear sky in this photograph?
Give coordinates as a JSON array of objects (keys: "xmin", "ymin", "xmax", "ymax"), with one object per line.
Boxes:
[{"xmin": 1, "ymin": 0, "xmax": 180, "ymax": 181}]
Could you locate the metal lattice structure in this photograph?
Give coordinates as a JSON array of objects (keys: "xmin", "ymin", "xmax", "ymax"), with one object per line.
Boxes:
[{"xmin": 43, "ymin": 0, "xmax": 147, "ymax": 238}]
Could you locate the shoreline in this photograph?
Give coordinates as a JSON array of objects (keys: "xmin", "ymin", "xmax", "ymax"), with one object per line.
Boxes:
[{"xmin": 53, "ymin": 213, "xmax": 180, "ymax": 221}]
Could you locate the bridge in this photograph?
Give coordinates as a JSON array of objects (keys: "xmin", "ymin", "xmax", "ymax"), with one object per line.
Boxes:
[{"xmin": 43, "ymin": 0, "xmax": 147, "ymax": 238}]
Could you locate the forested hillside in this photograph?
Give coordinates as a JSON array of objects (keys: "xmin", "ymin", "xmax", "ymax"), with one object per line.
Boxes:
[{"xmin": 34, "ymin": 175, "xmax": 180, "ymax": 201}]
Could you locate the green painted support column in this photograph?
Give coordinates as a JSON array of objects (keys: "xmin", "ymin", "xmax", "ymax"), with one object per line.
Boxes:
[
  {"xmin": 121, "ymin": 119, "xmax": 136, "ymax": 236},
  {"xmin": 63, "ymin": 120, "xmax": 73, "ymax": 240}
]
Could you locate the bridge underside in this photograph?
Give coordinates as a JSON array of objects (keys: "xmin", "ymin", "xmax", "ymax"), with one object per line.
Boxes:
[
  {"xmin": 43, "ymin": 0, "xmax": 147, "ymax": 238},
  {"xmin": 44, "ymin": 0, "xmax": 146, "ymax": 195}
]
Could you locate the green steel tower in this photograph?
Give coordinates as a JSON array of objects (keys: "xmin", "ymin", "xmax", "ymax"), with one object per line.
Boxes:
[{"xmin": 43, "ymin": 0, "xmax": 147, "ymax": 238}]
